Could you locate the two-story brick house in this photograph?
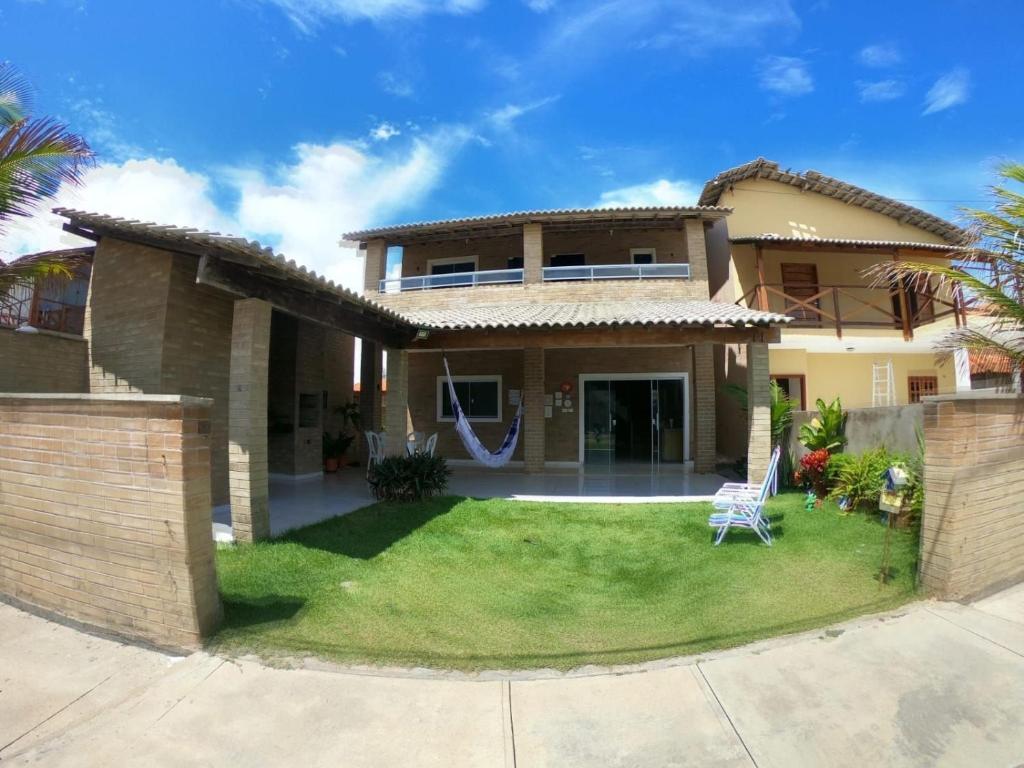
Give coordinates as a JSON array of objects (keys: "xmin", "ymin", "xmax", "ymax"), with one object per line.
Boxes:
[{"xmin": 348, "ymin": 207, "xmax": 789, "ymax": 484}]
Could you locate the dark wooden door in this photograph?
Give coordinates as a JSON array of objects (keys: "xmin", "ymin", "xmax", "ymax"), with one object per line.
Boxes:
[{"xmin": 780, "ymin": 263, "xmax": 821, "ymax": 321}]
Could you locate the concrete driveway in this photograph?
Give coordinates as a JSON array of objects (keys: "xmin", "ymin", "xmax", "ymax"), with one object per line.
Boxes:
[{"xmin": 2, "ymin": 585, "xmax": 1023, "ymax": 767}]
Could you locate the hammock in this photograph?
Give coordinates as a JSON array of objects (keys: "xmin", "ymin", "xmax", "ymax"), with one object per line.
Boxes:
[{"xmin": 443, "ymin": 357, "xmax": 523, "ymax": 468}]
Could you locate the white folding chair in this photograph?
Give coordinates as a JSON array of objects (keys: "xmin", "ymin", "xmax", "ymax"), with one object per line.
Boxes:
[
  {"xmin": 365, "ymin": 431, "xmax": 384, "ymax": 476},
  {"xmin": 708, "ymin": 446, "xmax": 780, "ymax": 546},
  {"xmin": 423, "ymin": 432, "xmax": 438, "ymax": 457}
]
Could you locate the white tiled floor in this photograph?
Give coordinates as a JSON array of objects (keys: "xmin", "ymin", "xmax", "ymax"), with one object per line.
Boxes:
[{"xmin": 212, "ymin": 465, "xmax": 728, "ymax": 541}]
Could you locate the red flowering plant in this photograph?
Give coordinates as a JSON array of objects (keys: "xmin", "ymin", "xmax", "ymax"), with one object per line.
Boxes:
[{"xmin": 794, "ymin": 449, "xmax": 831, "ymax": 498}]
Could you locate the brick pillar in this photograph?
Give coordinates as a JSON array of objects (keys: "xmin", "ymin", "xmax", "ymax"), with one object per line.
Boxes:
[
  {"xmin": 523, "ymin": 347, "xmax": 545, "ymax": 472},
  {"xmin": 359, "ymin": 339, "xmax": 381, "ymax": 432},
  {"xmin": 383, "ymin": 348, "xmax": 409, "ymax": 456},
  {"xmin": 362, "ymin": 238, "xmax": 387, "ymax": 295},
  {"xmin": 523, "ymin": 223, "xmax": 543, "ymax": 285},
  {"xmin": 229, "ymin": 299, "xmax": 272, "ymax": 542},
  {"xmin": 746, "ymin": 341, "xmax": 771, "ymax": 485},
  {"xmin": 693, "ymin": 343, "xmax": 717, "ymax": 473},
  {"xmin": 684, "ymin": 219, "xmax": 710, "ymax": 294}
]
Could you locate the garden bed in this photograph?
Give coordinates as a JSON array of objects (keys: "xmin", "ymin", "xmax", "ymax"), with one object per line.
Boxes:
[{"xmin": 211, "ymin": 493, "xmax": 919, "ymax": 671}]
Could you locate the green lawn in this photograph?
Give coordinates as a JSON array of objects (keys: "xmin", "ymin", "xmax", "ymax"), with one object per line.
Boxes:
[{"xmin": 211, "ymin": 493, "xmax": 919, "ymax": 671}]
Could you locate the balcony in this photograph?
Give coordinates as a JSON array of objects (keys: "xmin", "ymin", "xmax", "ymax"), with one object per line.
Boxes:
[
  {"xmin": 738, "ymin": 282, "xmax": 967, "ymax": 339},
  {"xmin": 380, "ymin": 263, "xmax": 691, "ymax": 293},
  {"xmin": 542, "ymin": 263, "xmax": 690, "ymax": 282},
  {"xmin": 380, "ymin": 268, "xmax": 524, "ymax": 293}
]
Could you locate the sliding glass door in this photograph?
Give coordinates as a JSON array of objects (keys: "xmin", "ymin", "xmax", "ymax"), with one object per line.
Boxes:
[{"xmin": 581, "ymin": 375, "xmax": 687, "ymax": 468}]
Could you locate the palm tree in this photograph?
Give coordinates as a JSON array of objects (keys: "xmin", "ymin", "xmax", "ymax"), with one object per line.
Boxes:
[
  {"xmin": 0, "ymin": 62, "xmax": 93, "ymax": 310},
  {"xmin": 872, "ymin": 162, "xmax": 1024, "ymax": 384}
]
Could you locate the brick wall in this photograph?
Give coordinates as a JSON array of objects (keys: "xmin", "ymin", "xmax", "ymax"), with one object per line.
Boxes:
[
  {"xmin": 919, "ymin": 394, "xmax": 1024, "ymax": 600},
  {"xmin": 0, "ymin": 329, "xmax": 88, "ymax": 392},
  {"xmin": 0, "ymin": 394, "xmax": 221, "ymax": 648}
]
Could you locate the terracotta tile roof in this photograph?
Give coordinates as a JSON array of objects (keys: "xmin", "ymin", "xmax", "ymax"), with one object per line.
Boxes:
[
  {"xmin": 398, "ymin": 298, "xmax": 791, "ymax": 330},
  {"xmin": 700, "ymin": 158, "xmax": 964, "ymax": 243},
  {"xmin": 342, "ymin": 205, "xmax": 731, "ymax": 242},
  {"xmin": 54, "ymin": 208, "xmax": 412, "ymax": 326},
  {"xmin": 730, "ymin": 234, "xmax": 966, "ymax": 253}
]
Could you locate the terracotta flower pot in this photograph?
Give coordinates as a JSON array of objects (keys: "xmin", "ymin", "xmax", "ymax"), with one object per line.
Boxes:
[{"xmin": 324, "ymin": 457, "xmax": 339, "ymax": 473}]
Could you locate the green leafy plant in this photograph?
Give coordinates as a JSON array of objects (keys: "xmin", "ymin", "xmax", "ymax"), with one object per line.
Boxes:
[
  {"xmin": 367, "ymin": 453, "xmax": 452, "ymax": 502},
  {"xmin": 828, "ymin": 448, "xmax": 893, "ymax": 509},
  {"xmin": 322, "ymin": 431, "xmax": 355, "ymax": 460},
  {"xmin": 723, "ymin": 380, "xmax": 795, "ymax": 446},
  {"xmin": 799, "ymin": 397, "xmax": 848, "ymax": 453}
]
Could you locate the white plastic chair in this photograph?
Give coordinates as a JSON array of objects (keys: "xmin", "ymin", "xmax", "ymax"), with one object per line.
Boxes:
[
  {"xmin": 708, "ymin": 446, "xmax": 781, "ymax": 546},
  {"xmin": 406, "ymin": 431, "xmax": 425, "ymax": 455},
  {"xmin": 423, "ymin": 432, "xmax": 438, "ymax": 457},
  {"xmin": 365, "ymin": 431, "xmax": 385, "ymax": 476}
]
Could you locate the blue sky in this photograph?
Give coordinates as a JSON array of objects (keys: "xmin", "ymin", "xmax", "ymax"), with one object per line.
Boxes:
[{"xmin": 2, "ymin": 0, "xmax": 1021, "ymax": 287}]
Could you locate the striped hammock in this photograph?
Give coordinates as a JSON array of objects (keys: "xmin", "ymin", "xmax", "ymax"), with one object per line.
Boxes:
[{"xmin": 444, "ymin": 357, "xmax": 522, "ymax": 468}]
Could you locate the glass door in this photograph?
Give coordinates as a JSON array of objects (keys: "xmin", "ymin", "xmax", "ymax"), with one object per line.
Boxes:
[
  {"xmin": 654, "ymin": 379, "xmax": 686, "ymax": 465},
  {"xmin": 583, "ymin": 380, "xmax": 613, "ymax": 466}
]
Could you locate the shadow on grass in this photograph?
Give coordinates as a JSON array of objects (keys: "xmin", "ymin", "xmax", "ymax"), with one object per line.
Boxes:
[
  {"xmin": 277, "ymin": 496, "xmax": 465, "ymax": 560},
  {"xmin": 219, "ymin": 594, "xmax": 306, "ymax": 630}
]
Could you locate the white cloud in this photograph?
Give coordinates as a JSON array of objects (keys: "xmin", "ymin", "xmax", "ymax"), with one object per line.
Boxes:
[
  {"xmin": 0, "ymin": 159, "xmax": 232, "ymax": 259},
  {"xmin": 378, "ymin": 71, "xmax": 414, "ymax": 98},
  {"xmin": 524, "ymin": 0, "xmax": 554, "ymax": 10},
  {"xmin": 857, "ymin": 79, "xmax": 905, "ymax": 103},
  {"xmin": 258, "ymin": 0, "xmax": 484, "ymax": 32},
  {"xmin": 0, "ymin": 128, "xmax": 470, "ymax": 291},
  {"xmin": 370, "ymin": 121, "xmax": 401, "ymax": 141},
  {"xmin": 486, "ymin": 95, "xmax": 559, "ymax": 130},
  {"xmin": 594, "ymin": 178, "xmax": 700, "ymax": 208},
  {"xmin": 923, "ymin": 68, "xmax": 970, "ymax": 115},
  {"xmin": 757, "ymin": 55, "xmax": 813, "ymax": 97},
  {"xmin": 858, "ymin": 42, "xmax": 901, "ymax": 68}
]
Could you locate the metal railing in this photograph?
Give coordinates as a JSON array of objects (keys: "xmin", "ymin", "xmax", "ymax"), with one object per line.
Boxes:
[
  {"xmin": 379, "ymin": 268, "xmax": 524, "ymax": 293},
  {"xmin": 542, "ymin": 263, "xmax": 690, "ymax": 282}
]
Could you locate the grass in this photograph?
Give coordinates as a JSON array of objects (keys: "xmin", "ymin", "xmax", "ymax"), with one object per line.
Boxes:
[{"xmin": 211, "ymin": 493, "xmax": 919, "ymax": 671}]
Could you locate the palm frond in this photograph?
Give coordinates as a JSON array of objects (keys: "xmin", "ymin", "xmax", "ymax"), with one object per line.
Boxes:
[
  {"xmin": 0, "ymin": 63, "xmax": 33, "ymax": 126},
  {"xmin": 0, "ymin": 257, "xmax": 72, "ymax": 313},
  {"xmin": 929, "ymin": 327, "xmax": 1024, "ymax": 368},
  {"xmin": 0, "ymin": 117, "xmax": 92, "ymax": 232}
]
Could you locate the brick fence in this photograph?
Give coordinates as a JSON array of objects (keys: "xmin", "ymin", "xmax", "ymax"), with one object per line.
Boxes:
[
  {"xmin": 0, "ymin": 394, "xmax": 221, "ymax": 648},
  {"xmin": 919, "ymin": 393, "xmax": 1024, "ymax": 600}
]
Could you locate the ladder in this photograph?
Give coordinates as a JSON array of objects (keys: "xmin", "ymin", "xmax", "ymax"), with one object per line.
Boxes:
[{"xmin": 872, "ymin": 360, "xmax": 895, "ymax": 407}]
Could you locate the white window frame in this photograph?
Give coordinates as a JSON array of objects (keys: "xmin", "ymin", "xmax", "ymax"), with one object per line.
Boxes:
[
  {"xmin": 630, "ymin": 248, "xmax": 657, "ymax": 264},
  {"xmin": 428, "ymin": 255, "xmax": 479, "ymax": 274},
  {"xmin": 436, "ymin": 375, "xmax": 503, "ymax": 423}
]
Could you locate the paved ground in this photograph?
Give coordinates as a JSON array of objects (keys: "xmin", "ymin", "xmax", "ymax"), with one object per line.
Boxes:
[
  {"xmin": 2, "ymin": 585, "xmax": 1023, "ymax": 767},
  {"xmin": 212, "ymin": 467, "xmax": 728, "ymax": 541}
]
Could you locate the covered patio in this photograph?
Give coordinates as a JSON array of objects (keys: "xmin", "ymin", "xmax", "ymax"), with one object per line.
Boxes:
[{"xmin": 212, "ymin": 463, "xmax": 732, "ymax": 541}]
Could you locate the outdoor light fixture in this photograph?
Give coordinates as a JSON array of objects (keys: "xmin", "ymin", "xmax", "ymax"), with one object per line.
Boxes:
[{"xmin": 415, "ymin": 328, "xmax": 431, "ymax": 340}]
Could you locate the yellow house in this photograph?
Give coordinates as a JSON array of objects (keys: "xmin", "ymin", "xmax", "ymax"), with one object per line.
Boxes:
[{"xmin": 701, "ymin": 158, "xmax": 969, "ymax": 458}]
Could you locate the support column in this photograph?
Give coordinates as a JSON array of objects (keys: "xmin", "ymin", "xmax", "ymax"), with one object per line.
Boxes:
[
  {"xmin": 693, "ymin": 343, "xmax": 717, "ymax": 473},
  {"xmin": 523, "ymin": 347, "xmax": 545, "ymax": 472},
  {"xmin": 229, "ymin": 298, "xmax": 272, "ymax": 542},
  {"xmin": 953, "ymin": 348, "xmax": 972, "ymax": 393},
  {"xmin": 359, "ymin": 340, "xmax": 382, "ymax": 432},
  {"xmin": 683, "ymin": 219, "xmax": 710, "ymax": 292},
  {"xmin": 362, "ymin": 238, "xmax": 387, "ymax": 295},
  {"xmin": 746, "ymin": 341, "xmax": 771, "ymax": 485},
  {"xmin": 382, "ymin": 348, "xmax": 409, "ymax": 456},
  {"xmin": 523, "ymin": 223, "xmax": 543, "ymax": 286}
]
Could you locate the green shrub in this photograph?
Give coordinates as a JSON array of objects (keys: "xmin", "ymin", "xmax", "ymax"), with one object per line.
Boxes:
[
  {"xmin": 799, "ymin": 397, "xmax": 848, "ymax": 453},
  {"xmin": 823, "ymin": 452, "xmax": 855, "ymax": 491},
  {"xmin": 828, "ymin": 448, "xmax": 892, "ymax": 509},
  {"xmin": 367, "ymin": 453, "xmax": 452, "ymax": 502}
]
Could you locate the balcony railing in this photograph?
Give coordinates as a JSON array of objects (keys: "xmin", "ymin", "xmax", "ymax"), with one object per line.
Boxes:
[
  {"xmin": 379, "ymin": 268, "xmax": 524, "ymax": 293},
  {"xmin": 738, "ymin": 282, "xmax": 967, "ymax": 339},
  {"xmin": 542, "ymin": 263, "xmax": 690, "ymax": 281}
]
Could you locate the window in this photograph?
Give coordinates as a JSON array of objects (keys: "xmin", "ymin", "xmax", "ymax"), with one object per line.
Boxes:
[
  {"xmin": 630, "ymin": 248, "xmax": 656, "ymax": 265},
  {"xmin": 507, "ymin": 256, "xmax": 524, "ymax": 269},
  {"xmin": 436, "ymin": 376, "xmax": 502, "ymax": 422},
  {"xmin": 429, "ymin": 256, "xmax": 478, "ymax": 275},
  {"xmin": 908, "ymin": 376, "xmax": 938, "ymax": 403},
  {"xmin": 549, "ymin": 253, "xmax": 585, "ymax": 268}
]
